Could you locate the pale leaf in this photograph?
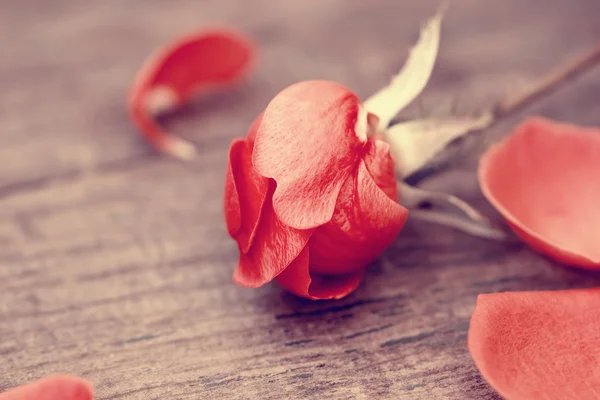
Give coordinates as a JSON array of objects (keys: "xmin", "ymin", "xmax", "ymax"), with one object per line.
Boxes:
[
  {"xmin": 386, "ymin": 112, "xmax": 493, "ymax": 178},
  {"xmin": 363, "ymin": 2, "xmax": 447, "ymax": 131}
]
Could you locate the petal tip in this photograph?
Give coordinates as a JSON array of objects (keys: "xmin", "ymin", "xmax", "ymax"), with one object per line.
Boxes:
[
  {"xmin": 165, "ymin": 137, "xmax": 198, "ymax": 160},
  {"xmin": 232, "ymin": 267, "xmax": 268, "ymax": 289},
  {"xmin": 276, "ymin": 248, "xmax": 365, "ymax": 301},
  {"xmin": 143, "ymin": 85, "xmax": 180, "ymax": 116}
]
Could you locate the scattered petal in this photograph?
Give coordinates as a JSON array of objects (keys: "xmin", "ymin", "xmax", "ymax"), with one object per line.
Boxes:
[
  {"xmin": 233, "ymin": 183, "xmax": 313, "ymax": 288},
  {"xmin": 478, "ymin": 117, "xmax": 600, "ymax": 268},
  {"xmin": 253, "ymin": 80, "xmax": 367, "ymax": 230},
  {"xmin": 386, "ymin": 113, "xmax": 492, "ymax": 178},
  {"xmin": 224, "ymin": 114, "xmax": 269, "ymax": 252},
  {"xmin": 363, "ymin": 3, "xmax": 447, "ymax": 131},
  {"xmin": 0, "ymin": 375, "xmax": 93, "ymax": 400},
  {"xmin": 275, "ymin": 246, "xmax": 365, "ymax": 300},
  {"xmin": 309, "ymin": 159, "xmax": 408, "ymax": 275},
  {"xmin": 128, "ymin": 29, "xmax": 255, "ymax": 159},
  {"xmin": 469, "ymin": 289, "xmax": 600, "ymax": 400}
]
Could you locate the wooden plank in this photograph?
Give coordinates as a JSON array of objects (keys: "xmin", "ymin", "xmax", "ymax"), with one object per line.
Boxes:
[
  {"xmin": 2, "ymin": 0, "xmax": 599, "ymax": 186},
  {"xmin": 1, "ymin": 0, "xmax": 600, "ymax": 399}
]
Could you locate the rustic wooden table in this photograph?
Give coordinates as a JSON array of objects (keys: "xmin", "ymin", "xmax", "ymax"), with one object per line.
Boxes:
[{"xmin": 2, "ymin": 1, "xmax": 600, "ymax": 399}]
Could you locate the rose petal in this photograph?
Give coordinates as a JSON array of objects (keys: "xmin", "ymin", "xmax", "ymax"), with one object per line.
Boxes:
[
  {"xmin": 0, "ymin": 375, "xmax": 93, "ymax": 400},
  {"xmin": 275, "ymin": 246, "xmax": 365, "ymax": 300},
  {"xmin": 478, "ymin": 117, "xmax": 600, "ymax": 268},
  {"xmin": 468, "ymin": 289, "xmax": 600, "ymax": 400},
  {"xmin": 309, "ymin": 155, "xmax": 408, "ymax": 275},
  {"xmin": 128, "ymin": 29, "xmax": 255, "ymax": 159},
  {"xmin": 224, "ymin": 114, "xmax": 269, "ymax": 252},
  {"xmin": 233, "ymin": 183, "xmax": 313, "ymax": 287},
  {"xmin": 224, "ymin": 140, "xmax": 243, "ymax": 237},
  {"xmin": 363, "ymin": 138, "xmax": 399, "ymax": 201},
  {"xmin": 252, "ymin": 80, "xmax": 367, "ymax": 230}
]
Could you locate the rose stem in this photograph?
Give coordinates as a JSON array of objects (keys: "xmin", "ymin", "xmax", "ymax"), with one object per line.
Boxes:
[
  {"xmin": 492, "ymin": 44, "xmax": 600, "ymax": 119},
  {"xmin": 404, "ymin": 44, "xmax": 600, "ymax": 185}
]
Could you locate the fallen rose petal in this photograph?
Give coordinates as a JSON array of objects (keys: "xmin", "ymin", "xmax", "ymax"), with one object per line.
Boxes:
[
  {"xmin": 233, "ymin": 183, "xmax": 313, "ymax": 288},
  {"xmin": 252, "ymin": 80, "xmax": 369, "ymax": 230},
  {"xmin": 0, "ymin": 375, "xmax": 93, "ymax": 400},
  {"xmin": 478, "ymin": 117, "xmax": 600, "ymax": 268},
  {"xmin": 224, "ymin": 114, "xmax": 269, "ymax": 252},
  {"xmin": 275, "ymin": 246, "xmax": 365, "ymax": 300},
  {"xmin": 128, "ymin": 29, "xmax": 255, "ymax": 159},
  {"xmin": 468, "ymin": 289, "xmax": 600, "ymax": 400}
]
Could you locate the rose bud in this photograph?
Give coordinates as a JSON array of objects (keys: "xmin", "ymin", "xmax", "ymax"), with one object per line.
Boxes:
[
  {"xmin": 224, "ymin": 81, "xmax": 408, "ymax": 300},
  {"xmin": 223, "ymin": 4, "xmax": 511, "ymax": 300}
]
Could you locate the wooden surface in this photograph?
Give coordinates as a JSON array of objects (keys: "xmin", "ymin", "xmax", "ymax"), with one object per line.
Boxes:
[{"xmin": 1, "ymin": 1, "xmax": 600, "ymax": 399}]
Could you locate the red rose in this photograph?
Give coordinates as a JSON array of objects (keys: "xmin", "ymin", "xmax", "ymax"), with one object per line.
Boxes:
[{"xmin": 224, "ymin": 80, "xmax": 408, "ymax": 300}]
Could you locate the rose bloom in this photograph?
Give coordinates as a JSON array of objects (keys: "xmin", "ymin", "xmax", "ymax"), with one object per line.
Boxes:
[{"xmin": 224, "ymin": 80, "xmax": 407, "ymax": 300}]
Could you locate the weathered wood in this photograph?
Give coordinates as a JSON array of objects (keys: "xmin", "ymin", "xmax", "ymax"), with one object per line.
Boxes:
[{"xmin": 1, "ymin": 0, "xmax": 600, "ymax": 399}]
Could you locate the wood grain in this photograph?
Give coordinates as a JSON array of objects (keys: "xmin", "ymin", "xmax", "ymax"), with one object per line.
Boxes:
[{"xmin": 1, "ymin": 0, "xmax": 600, "ymax": 399}]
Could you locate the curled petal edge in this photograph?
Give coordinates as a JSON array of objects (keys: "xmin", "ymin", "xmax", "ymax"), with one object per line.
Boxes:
[
  {"xmin": 128, "ymin": 29, "xmax": 255, "ymax": 159},
  {"xmin": 224, "ymin": 114, "xmax": 269, "ymax": 252},
  {"xmin": 233, "ymin": 184, "xmax": 314, "ymax": 288},
  {"xmin": 478, "ymin": 117, "xmax": 600, "ymax": 267},
  {"xmin": 275, "ymin": 246, "xmax": 365, "ymax": 300}
]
